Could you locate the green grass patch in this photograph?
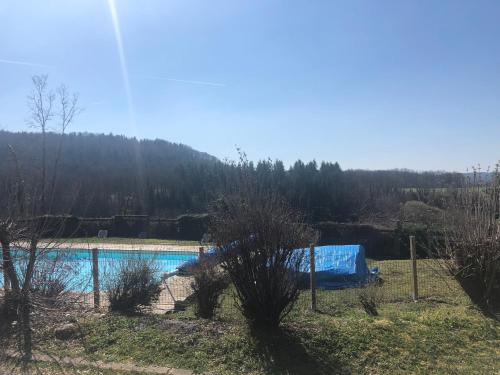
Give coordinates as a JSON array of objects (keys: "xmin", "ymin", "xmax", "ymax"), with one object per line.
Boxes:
[
  {"xmin": 33, "ymin": 258, "xmax": 499, "ymax": 374},
  {"xmin": 37, "ymin": 303, "xmax": 499, "ymax": 375}
]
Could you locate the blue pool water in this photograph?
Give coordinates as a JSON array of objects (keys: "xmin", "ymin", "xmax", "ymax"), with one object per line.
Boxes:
[{"xmin": 0, "ymin": 249, "xmax": 199, "ymax": 292}]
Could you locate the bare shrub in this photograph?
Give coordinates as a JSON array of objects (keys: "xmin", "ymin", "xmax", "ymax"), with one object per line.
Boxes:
[
  {"xmin": 107, "ymin": 259, "xmax": 161, "ymax": 314},
  {"xmin": 31, "ymin": 277, "xmax": 65, "ymax": 303},
  {"xmin": 209, "ymin": 178, "xmax": 318, "ymax": 328},
  {"xmin": 357, "ymin": 283, "xmax": 384, "ymax": 316},
  {"xmin": 29, "ymin": 254, "xmax": 78, "ymax": 307},
  {"xmin": 189, "ymin": 256, "xmax": 229, "ymax": 319},
  {"xmin": 438, "ymin": 165, "xmax": 500, "ymax": 308}
]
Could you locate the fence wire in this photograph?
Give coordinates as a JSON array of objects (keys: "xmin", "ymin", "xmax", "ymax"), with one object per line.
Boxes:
[{"xmin": 1, "ymin": 246, "xmax": 465, "ymax": 315}]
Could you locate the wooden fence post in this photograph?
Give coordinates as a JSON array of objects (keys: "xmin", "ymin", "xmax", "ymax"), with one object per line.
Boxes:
[
  {"xmin": 309, "ymin": 244, "xmax": 317, "ymax": 311},
  {"xmin": 410, "ymin": 236, "xmax": 419, "ymax": 301},
  {"xmin": 92, "ymin": 248, "xmax": 100, "ymax": 310}
]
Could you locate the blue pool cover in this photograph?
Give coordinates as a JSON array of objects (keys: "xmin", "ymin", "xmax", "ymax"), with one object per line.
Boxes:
[{"xmin": 300, "ymin": 245, "xmax": 373, "ymax": 289}]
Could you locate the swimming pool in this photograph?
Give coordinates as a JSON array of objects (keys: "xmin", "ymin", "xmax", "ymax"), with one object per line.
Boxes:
[{"xmin": 0, "ymin": 249, "xmax": 199, "ymax": 292}]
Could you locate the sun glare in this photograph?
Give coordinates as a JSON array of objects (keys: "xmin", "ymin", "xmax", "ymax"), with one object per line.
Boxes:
[{"xmin": 107, "ymin": 0, "xmax": 136, "ymax": 134}]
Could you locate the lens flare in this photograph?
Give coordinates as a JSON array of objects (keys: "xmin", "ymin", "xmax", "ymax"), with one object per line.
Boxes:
[
  {"xmin": 107, "ymin": 0, "xmax": 146, "ymax": 203},
  {"xmin": 107, "ymin": 0, "xmax": 136, "ymax": 134}
]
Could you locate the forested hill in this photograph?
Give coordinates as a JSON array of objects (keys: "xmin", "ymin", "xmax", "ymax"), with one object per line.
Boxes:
[
  {"xmin": 0, "ymin": 131, "xmax": 464, "ymax": 223},
  {"xmin": 0, "ymin": 131, "xmax": 221, "ymax": 217}
]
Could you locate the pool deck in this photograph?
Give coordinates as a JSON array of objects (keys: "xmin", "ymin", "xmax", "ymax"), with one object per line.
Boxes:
[{"xmin": 35, "ymin": 241, "xmax": 201, "ymax": 252}]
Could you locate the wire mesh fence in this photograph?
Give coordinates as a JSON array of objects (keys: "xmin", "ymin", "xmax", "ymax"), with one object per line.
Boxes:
[
  {"xmin": 0, "ymin": 243, "xmax": 466, "ymax": 316},
  {"xmin": 0, "ymin": 248, "xmax": 200, "ymax": 313},
  {"xmin": 78, "ymin": 249, "xmax": 199, "ymax": 312},
  {"xmin": 298, "ymin": 254, "xmax": 466, "ymax": 314}
]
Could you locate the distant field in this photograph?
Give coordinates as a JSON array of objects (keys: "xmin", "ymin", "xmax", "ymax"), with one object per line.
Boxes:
[
  {"xmin": 401, "ymin": 187, "xmax": 450, "ymax": 193},
  {"xmin": 44, "ymin": 237, "xmax": 200, "ymax": 247},
  {"xmin": 401, "ymin": 186, "xmax": 491, "ymax": 193}
]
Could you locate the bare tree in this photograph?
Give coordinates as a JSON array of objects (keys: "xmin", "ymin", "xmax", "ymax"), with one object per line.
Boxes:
[
  {"xmin": 27, "ymin": 75, "xmax": 54, "ymax": 214},
  {"xmin": 0, "ymin": 75, "xmax": 81, "ymax": 362},
  {"xmin": 48, "ymin": 85, "xmax": 81, "ymax": 214}
]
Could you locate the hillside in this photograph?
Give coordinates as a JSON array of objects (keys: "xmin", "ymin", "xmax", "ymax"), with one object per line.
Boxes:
[
  {"xmin": 0, "ymin": 131, "xmax": 464, "ymax": 221},
  {"xmin": 0, "ymin": 131, "xmax": 221, "ymax": 217}
]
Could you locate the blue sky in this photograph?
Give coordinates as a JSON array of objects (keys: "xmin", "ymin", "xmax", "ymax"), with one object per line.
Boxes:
[{"xmin": 1, "ymin": 0, "xmax": 499, "ymax": 171}]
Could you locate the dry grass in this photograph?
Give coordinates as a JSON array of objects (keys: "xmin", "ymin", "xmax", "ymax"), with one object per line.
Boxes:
[{"xmin": 26, "ymin": 258, "xmax": 499, "ymax": 375}]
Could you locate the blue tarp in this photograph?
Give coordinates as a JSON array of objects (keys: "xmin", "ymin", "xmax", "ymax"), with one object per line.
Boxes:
[
  {"xmin": 203, "ymin": 243, "xmax": 375, "ymax": 290},
  {"xmin": 300, "ymin": 245, "xmax": 373, "ymax": 289}
]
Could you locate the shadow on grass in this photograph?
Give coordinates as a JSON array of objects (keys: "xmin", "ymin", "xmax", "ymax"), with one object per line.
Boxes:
[
  {"xmin": 0, "ymin": 297, "xmax": 16, "ymax": 343},
  {"xmin": 249, "ymin": 325, "xmax": 351, "ymax": 375},
  {"xmin": 457, "ymin": 277, "xmax": 500, "ymax": 321}
]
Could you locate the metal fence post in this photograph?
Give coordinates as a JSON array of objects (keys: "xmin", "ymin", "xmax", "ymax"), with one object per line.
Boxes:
[
  {"xmin": 92, "ymin": 248, "xmax": 100, "ymax": 310},
  {"xmin": 410, "ymin": 236, "xmax": 419, "ymax": 301},
  {"xmin": 309, "ymin": 244, "xmax": 317, "ymax": 311},
  {"xmin": 3, "ymin": 271, "xmax": 10, "ymax": 291}
]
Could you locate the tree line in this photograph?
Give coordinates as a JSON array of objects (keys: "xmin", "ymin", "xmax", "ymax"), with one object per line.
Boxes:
[{"xmin": 0, "ymin": 130, "xmax": 463, "ymax": 223}]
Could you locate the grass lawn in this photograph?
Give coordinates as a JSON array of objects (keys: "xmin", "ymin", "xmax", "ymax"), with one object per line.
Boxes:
[
  {"xmin": 32, "ymin": 259, "xmax": 500, "ymax": 374},
  {"xmin": 44, "ymin": 237, "xmax": 200, "ymax": 247}
]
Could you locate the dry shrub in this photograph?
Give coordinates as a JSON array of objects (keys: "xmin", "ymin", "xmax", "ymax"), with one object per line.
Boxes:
[
  {"xmin": 439, "ymin": 165, "xmax": 500, "ymax": 309},
  {"xmin": 357, "ymin": 283, "xmax": 384, "ymax": 316},
  {"xmin": 107, "ymin": 259, "xmax": 161, "ymax": 314},
  {"xmin": 189, "ymin": 256, "xmax": 229, "ymax": 319},
  {"xmin": 29, "ymin": 253, "xmax": 79, "ymax": 307},
  {"xmin": 209, "ymin": 188, "xmax": 317, "ymax": 329}
]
